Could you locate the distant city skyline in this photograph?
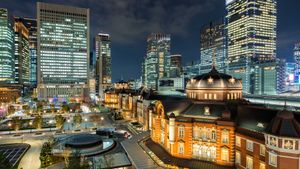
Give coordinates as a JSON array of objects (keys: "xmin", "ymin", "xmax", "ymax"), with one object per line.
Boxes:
[{"xmin": 1, "ymin": 0, "xmax": 299, "ymax": 81}]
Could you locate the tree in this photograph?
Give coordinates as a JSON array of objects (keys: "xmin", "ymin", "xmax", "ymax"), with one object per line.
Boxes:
[
  {"xmin": 11, "ymin": 117, "xmax": 21, "ymax": 131},
  {"xmin": 64, "ymin": 156, "xmax": 89, "ymax": 169},
  {"xmin": 89, "ymin": 114, "xmax": 101, "ymax": 127},
  {"xmin": 0, "ymin": 152, "xmax": 11, "ymax": 169},
  {"xmin": 62, "ymin": 147, "xmax": 71, "ymax": 168},
  {"xmin": 33, "ymin": 115, "xmax": 43, "ymax": 130},
  {"xmin": 55, "ymin": 115, "xmax": 64, "ymax": 129},
  {"xmin": 7, "ymin": 106, "xmax": 15, "ymax": 115},
  {"xmin": 73, "ymin": 114, "xmax": 82, "ymax": 129},
  {"xmin": 61, "ymin": 104, "xmax": 70, "ymax": 113}
]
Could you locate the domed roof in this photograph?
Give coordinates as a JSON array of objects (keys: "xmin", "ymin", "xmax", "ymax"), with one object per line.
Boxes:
[
  {"xmin": 186, "ymin": 67, "xmax": 242, "ymax": 90},
  {"xmin": 265, "ymin": 109, "xmax": 300, "ymax": 138}
]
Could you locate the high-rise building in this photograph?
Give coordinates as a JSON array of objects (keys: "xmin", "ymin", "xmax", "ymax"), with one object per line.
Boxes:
[
  {"xmin": 253, "ymin": 59, "xmax": 285, "ymax": 95},
  {"xmin": 143, "ymin": 33, "xmax": 171, "ymax": 89},
  {"xmin": 182, "ymin": 60, "xmax": 200, "ymax": 79},
  {"xmin": 14, "ymin": 17, "xmax": 30, "ymax": 86},
  {"xmin": 37, "ymin": 2, "xmax": 90, "ymax": 101},
  {"xmin": 169, "ymin": 54, "xmax": 182, "ymax": 78},
  {"xmin": 95, "ymin": 33, "xmax": 111, "ymax": 99},
  {"xmin": 226, "ymin": 0, "xmax": 277, "ymax": 93},
  {"xmin": 0, "ymin": 8, "xmax": 14, "ymax": 84},
  {"xmin": 200, "ymin": 18, "xmax": 227, "ymax": 74},
  {"xmin": 284, "ymin": 62, "xmax": 298, "ymax": 91},
  {"xmin": 294, "ymin": 42, "xmax": 300, "ymax": 73},
  {"xmin": 14, "ymin": 17, "xmax": 37, "ymax": 87}
]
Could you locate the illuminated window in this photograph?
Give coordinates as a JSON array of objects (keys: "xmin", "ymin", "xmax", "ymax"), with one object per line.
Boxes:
[
  {"xmin": 221, "ymin": 147, "xmax": 229, "ymax": 162},
  {"xmin": 204, "ymin": 107, "xmax": 210, "ymax": 115},
  {"xmin": 236, "ymin": 136, "xmax": 241, "ymax": 147},
  {"xmin": 179, "ymin": 143, "xmax": 184, "ymax": 155},
  {"xmin": 211, "ymin": 130, "xmax": 216, "ymax": 141},
  {"xmin": 269, "ymin": 152, "xmax": 277, "ymax": 167},
  {"xmin": 178, "ymin": 126, "xmax": 184, "ymax": 138},
  {"xmin": 260, "ymin": 145, "xmax": 265, "ymax": 156},
  {"xmin": 246, "ymin": 156, "xmax": 253, "ymax": 169},
  {"xmin": 246, "ymin": 140, "xmax": 253, "ymax": 152},
  {"xmin": 260, "ymin": 162, "xmax": 265, "ymax": 169},
  {"xmin": 221, "ymin": 129, "xmax": 229, "ymax": 144},
  {"xmin": 236, "ymin": 151, "xmax": 241, "ymax": 165}
]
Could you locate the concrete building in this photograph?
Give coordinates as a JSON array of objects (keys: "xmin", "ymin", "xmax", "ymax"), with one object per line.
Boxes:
[
  {"xmin": 95, "ymin": 33, "xmax": 111, "ymax": 100},
  {"xmin": 182, "ymin": 60, "xmax": 200, "ymax": 79},
  {"xmin": 143, "ymin": 33, "xmax": 171, "ymax": 90},
  {"xmin": 294, "ymin": 42, "xmax": 300, "ymax": 73},
  {"xmin": 37, "ymin": 2, "xmax": 90, "ymax": 102},
  {"xmin": 0, "ymin": 8, "xmax": 15, "ymax": 84},
  {"xmin": 226, "ymin": 0, "xmax": 277, "ymax": 94},
  {"xmin": 200, "ymin": 18, "xmax": 227, "ymax": 74}
]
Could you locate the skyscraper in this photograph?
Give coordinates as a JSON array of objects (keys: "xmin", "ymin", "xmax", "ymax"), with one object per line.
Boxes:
[
  {"xmin": 0, "ymin": 8, "xmax": 14, "ymax": 84},
  {"xmin": 143, "ymin": 33, "xmax": 171, "ymax": 89},
  {"xmin": 200, "ymin": 18, "xmax": 227, "ymax": 74},
  {"xmin": 294, "ymin": 42, "xmax": 300, "ymax": 73},
  {"xmin": 226, "ymin": 0, "xmax": 277, "ymax": 93},
  {"xmin": 14, "ymin": 17, "xmax": 37, "ymax": 87},
  {"xmin": 37, "ymin": 2, "xmax": 90, "ymax": 101},
  {"xmin": 14, "ymin": 17, "xmax": 30, "ymax": 86},
  {"xmin": 95, "ymin": 33, "xmax": 111, "ymax": 99},
  {"xmin": 169, "ymin": 54, "xmax": 182, "ymax": 78}
]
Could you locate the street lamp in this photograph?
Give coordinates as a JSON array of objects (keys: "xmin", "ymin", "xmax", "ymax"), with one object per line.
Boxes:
[
  {"xmin": 84, "ymin": 118, "xmax": 88, "ymax": 129},
  {"xmin": 100, "ymin": 117, "xmax": 104, "ymax": 128},
  {"xmin": 67, "ymin": 119, "xmax": 71, "ymax": 130}
]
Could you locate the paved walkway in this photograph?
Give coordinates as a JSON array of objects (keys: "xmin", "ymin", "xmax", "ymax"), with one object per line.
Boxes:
[{"xmin": 121, "ymin": 132, "xmax": 162, "ymax": 169}]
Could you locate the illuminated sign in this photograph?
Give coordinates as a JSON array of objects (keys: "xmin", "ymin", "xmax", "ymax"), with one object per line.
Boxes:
[{"xmin": 226, "ymin": 0, "xmax": 236, "ymax": 5}]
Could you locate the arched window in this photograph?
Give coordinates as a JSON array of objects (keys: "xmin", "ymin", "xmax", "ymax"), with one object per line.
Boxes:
[
  {"xmin": 214, "ymin": 94, "xmax": 217, "ymax": 100},
  {"xmin": 211, "ymin": 130, "xmax": 216, "ymax": 141}
]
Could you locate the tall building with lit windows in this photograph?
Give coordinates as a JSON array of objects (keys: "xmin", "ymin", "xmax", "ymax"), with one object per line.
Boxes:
[
  {"xmin": 226, "ymin": 0, "xmax": 277, "ymax": 94},
  {"xmin": 143, "ymin": 33, "xmax": 171, "ymax": 90},
  {"xmin": 14, "ymin": 17, "xmax": 30, "ymax": 86},
  {"xmin": 14, "ymin": 17, "xmax": 37, "ymax": 87},
  {"xmin": 200, "ymin": 18, "xmax": 227, "ymax": 74},
  {"xmin": 294, "ymin": 42, "xmax": 300, "ymax": 73},
  {"xmin": 95, "ymin": 33, "xmax": 111, "ymax": 99},
  {"xmin": 0, "ymin": 8, "xmax": 15, "ymax": 84},
  {"xmin": 37, "ymin": 2, "xmax": 90, "ymax": 101}
]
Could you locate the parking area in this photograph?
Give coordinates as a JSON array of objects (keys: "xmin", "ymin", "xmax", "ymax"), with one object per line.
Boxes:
[{"xmin": 0, "ymin": 143, "xmax": 30, "ymax": 167}]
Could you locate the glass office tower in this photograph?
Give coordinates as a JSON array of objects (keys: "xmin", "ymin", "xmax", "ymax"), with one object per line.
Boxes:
[
  {"xmin": 143, "ymin": 33, "xmax": 171, "ymax": 90},
  {"xmin": 95, "ymin": 33, "xmax": 111, "ymax": 99},
  {"xmin": 14, "ymin": 17, "xmax": 37, "ymax": 87},
  {"xmin": 226, "ymin": 0, "xmax": 277, "ymax": 94},
  {"xmin": 294, "ymin": 42, "xmax": 300, "ymax": 73},
  {"xmin": 0, "ymin": 8, "xmax": 14, "ymax": 84},
  {"xmin": 37, "ymin": 2, "xmax": 89, "ymax": 101},
  {"xmin": 14, "ymin": 18, "xmax": 30, "ymax": 85},
  {"xmin": 200, "ymin": 18, "xmax": 227, "ymax": 74}
]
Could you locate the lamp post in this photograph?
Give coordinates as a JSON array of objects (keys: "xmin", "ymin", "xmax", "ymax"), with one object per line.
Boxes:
[
  {"xmin": 84, "ymin": 118, "xmax": 88, "ymax": 129},
  {"xmin": 100, "ymin": 117, "xmax": 104, "ymax": 128},
  {"xmin": 67, "ymin": 119, "xmax": 71, "ymax": 131}
]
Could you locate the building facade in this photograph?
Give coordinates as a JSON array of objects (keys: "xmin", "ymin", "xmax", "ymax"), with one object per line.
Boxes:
[
  {"xmin": 200, "ymin": 18, "xmax": 227, "ymax": 74},
  {"xmin": 143, "ymin": 33, "xmax": 171, "ymax": 90},
  {"xmin": 294, "ymin": 42, "xmax": 300, "ymax": 73},
  {"xmin": 106, "ymin": 67, "xmax": 300, "ymax": 169},
  {"xmin": 226, "ymin": 0, "xmax": 277, "ymax": 94},
  {"xmin": 169, "ymin": 54, "xmax": 182, "ymax": 78},
  {"xmin": 14, "ymin": 18, "xmax": 38, "ymax": 87},
  {"xmin": 0, "ymin": 8, "xmax": 15, "ymax": 84},
  {"xmin": 37, "ymin": 2, "xmax": 89, "ymax": 101},
  {"xmin": 95, "ymin": 33, "xmax": 111, "ymax": 100},
  {"xmin": 182, "ymin": 60, "xmax": 200, "ymax": 79},
  {"xmin": 14, "ymin": 17, "xmax": 30, "ymax": 86}
]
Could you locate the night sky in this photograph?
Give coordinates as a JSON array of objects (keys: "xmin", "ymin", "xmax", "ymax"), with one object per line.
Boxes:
[{"xmin": 1, "ymin": 0, "xmax": 299, "ymax": 82}]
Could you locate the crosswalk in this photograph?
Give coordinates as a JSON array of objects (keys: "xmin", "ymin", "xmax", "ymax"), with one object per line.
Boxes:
[{"xmin": 121, "ymin": 132, "xmax": 162, "ymax": 169}]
